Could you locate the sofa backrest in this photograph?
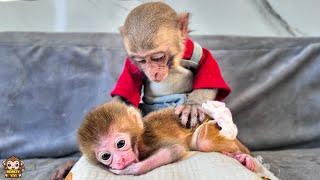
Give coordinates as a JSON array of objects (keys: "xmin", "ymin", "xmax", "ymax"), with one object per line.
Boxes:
[{"xmin": 0, "ymin": 32, "xmax": 319, "ymax": 158}]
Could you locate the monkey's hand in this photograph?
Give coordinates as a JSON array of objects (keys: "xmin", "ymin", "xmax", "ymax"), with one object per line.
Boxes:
[
  {"xmin": 223, "ymin": 152, "xmax": 256, "ymax": 172},
  {"xmin": 175, "ymin": 89, "xmax": 218, "ymax": 128},
  {"xmin": 110, "ymin": 145, "xmax": 185, "ymax": 176},
  {"xmin": 109, "ymin": 162, "xmax": 145, "ymax": 175},
  {"xmin": 50, "ymin": 160, "xmax": 76, "ymax": 180},
  {"xmin": 175, "ymin": 104, "xmax": 206, "ymax": 128}
]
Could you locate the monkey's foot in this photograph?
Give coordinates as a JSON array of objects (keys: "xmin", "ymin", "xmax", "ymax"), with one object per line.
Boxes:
[
  {"xmin": 51, "ymin": 160, "xmax": 76, "ymax": 180},
  {"xmin": 222, "ymin": 152, "xmax": 256, "ymax": 172}
]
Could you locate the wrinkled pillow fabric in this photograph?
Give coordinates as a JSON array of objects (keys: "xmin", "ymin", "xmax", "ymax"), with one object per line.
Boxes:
[{"xmin": 69, "ymin": 152, "xmax": 278, "ymax": 180}]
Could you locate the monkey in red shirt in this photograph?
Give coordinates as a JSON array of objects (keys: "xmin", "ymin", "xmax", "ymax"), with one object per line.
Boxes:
[{"xmin": 111, "ymin": 2, "xmax": 230, "ymax": 128}]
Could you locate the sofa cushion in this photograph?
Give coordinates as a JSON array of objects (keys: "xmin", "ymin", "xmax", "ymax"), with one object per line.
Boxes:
[
  {"xmin": 0, "ymin": 32, "xmax": 320, "ymax": 158},
  {"xmin": 0, "ymin": 155, "xmax": 79, "ymax": 180},
  {"xmin": 253, "ymin": 148, "xmax": 320, "ymax": 180}
]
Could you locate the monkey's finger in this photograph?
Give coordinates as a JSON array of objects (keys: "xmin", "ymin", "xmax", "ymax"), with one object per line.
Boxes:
[
  {"xmin": 190, "ymin": 106, "xmax": 198, "ymax": 127},
  {"xmin": 50, "ymin": 170, "xmax": 60, "ymax": 180},
  {"xmin": 180, "ymin": 106, "xmax": 191, "ymax": 127},
  {"xmin": 175, "ymin": 105, "xmax": 185, "ymax": 115},
  {"xmin": 52, "ymin": 169, "xmax": 64, "ymax": 180},
  {"xmin": 198, "ymin": 110, "xmax": 206, "ymax": 123}
]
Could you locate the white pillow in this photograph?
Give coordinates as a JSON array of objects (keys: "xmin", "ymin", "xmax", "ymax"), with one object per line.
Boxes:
[{"xmin": 67, "ymin": 152, "xmax": 278, "ymax": 180}]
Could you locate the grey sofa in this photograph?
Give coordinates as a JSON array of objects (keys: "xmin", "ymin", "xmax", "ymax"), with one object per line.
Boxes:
[{"xmin": 0, "ymin": 32, "xmax": 319, "ymax": 180}]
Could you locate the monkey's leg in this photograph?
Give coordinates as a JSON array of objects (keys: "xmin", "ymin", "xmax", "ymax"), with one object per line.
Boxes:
[
  {"xmin": 191, "ymin": 122, "xmax": 241, "ymax": 152},
  {"xmin": 191, "ymin": 122, "xmax": 256, "ymax": 171},
  {"xmin": 50, "ymin": 160, "xmax": 76, "ymax": 180},
  {"xmin": 109, "ymin": 144, "xmax": 187, "ymax": 175}
]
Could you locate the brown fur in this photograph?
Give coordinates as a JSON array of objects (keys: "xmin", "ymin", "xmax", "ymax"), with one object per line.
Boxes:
[
  {"xmin": 121, "ymin": 2, "xmax": 180, "ymax": 52},
  {"xmin": 121, "ymin": 2, "xmax": 189, "ymax": 68},
  {"xmin": 77, "ymin": 102, "xmax": 250, "ymax": 166},
  {"xmin": 77, "ymin": 102, "xmax": 143, "ymax": 165},
  {"xmin": 143, "ymin": 107, "xmax": 250, "ymax": 154}
]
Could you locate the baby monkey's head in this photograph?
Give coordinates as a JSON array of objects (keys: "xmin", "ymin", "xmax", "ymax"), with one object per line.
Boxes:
[{"xmin": 77, "ymin": 101, "xmax": 143, "ymax": 170}]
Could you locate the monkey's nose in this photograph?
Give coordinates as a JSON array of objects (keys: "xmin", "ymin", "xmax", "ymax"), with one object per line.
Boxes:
[
  {"xmin": 153, "ymin": 72, "xmax": 163, "ymax": 82},
  {"xmin": 154, "ymin": 72, "xmax": 159, "ymax": 79}
]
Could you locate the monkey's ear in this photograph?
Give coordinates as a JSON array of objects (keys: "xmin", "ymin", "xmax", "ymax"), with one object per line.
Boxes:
[
  {"xmin": 119, "ymin": 26, "xmax": 125, "ymax": 36},
  {"xmin": 127, "ymin": 106, "xmax": 144, "ymax": 129},
  {"xmin": 178, "ymin": 12, "xmax": 190, "ymax": 38}
]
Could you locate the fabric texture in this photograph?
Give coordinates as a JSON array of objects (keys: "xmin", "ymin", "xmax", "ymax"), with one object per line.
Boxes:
[
  {"xmin": 69, "ymin": 153, "xmax": 278, "ymax": 180},
  {"xmin": 1, "ymin": 148, "xmax": 319, "ymax": 180},
  {"xmin": 139, "ymin": 93, "xmax": 187, "ymax": 115},
  {"xmin": 201, "ymin": 100, "xmax": 238, "ymax": 140}
]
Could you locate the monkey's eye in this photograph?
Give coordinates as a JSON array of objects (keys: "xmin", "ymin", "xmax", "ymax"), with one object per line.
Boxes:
[
  {"xmin": 116, "ymin": 139, "xmax": 126, "ymax": 149},
  {"xmin": 151, "ymin": 53, "xmax": 165, "ymax": 62},
  {"xmin": 132, "ymin": 57, "xmax": 146, "ymax": 64},
  {"xmin": 101, "ymin": 153, "xmax": 111, "ymax": 161},
  {"xmin": 138, "ymin": 59, "xmax": 146, "ymax": 64}
]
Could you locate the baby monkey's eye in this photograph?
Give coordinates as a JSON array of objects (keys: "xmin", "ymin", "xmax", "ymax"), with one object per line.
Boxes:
[
  {"xmin": 116, "ymin": 139, "xmax": 126, "ymax": 149},
  {"xmin": 101, "ymin": 153, "xmax": 111, "ymax": 160}
]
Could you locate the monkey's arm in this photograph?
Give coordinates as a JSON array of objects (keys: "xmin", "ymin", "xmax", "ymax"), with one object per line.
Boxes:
[
  {"xmin": 176, "ymin": 48, "xmax": 231, "ymax": 128},
  {"xmin": 187, "ymin": 89, "xmax": 218, "ymax": 105},
  {"xmin": 111, "ymin": 95, "xmax": 133, "ymax": 105},
  {"xmin": 192, "ymin": 48, "xmax": 230, "ymax": 100},
  {"xmin": 110, "ymin": 59, "xmax": 144, "ymax": 107},
  {"xmin": 109, "ymin": 144, "xmax": 186, "ymax": 175}
]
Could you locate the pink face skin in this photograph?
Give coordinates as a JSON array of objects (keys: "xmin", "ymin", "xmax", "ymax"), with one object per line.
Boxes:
[
  {"xmin": 130, "ymin": 51, "xmax": 170, "ymax": 82},
  {"xmin": 132, "ymin": 52, "xmax": 169, "ymax": 82},
  {"xmin": 95, "ymin": 132, "xmax": 139, "ymax": 170}
]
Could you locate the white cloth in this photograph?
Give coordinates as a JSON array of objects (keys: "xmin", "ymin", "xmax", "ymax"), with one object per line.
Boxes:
[{"xmin": 201, "ymin": 100, "xmax": 238, "ymax": 140}]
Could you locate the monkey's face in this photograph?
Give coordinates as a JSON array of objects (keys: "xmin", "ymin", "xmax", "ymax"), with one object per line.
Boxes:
[
  {"xmin": 124, "ymin": 28, "xmax": 183, "ymax": 82},
  {"xmin": 7, "ymin": 160, "xmax": 20, "ymax": 170},
  {"xmin": 130, "ymin": 50, "xmax": 171, "ymax": 82},
  {"xmin": 95, "ymin": 132, "xmax": 139, "ymax": 170}
]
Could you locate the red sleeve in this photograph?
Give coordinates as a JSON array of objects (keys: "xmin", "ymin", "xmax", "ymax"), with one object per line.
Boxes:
[
  {"xmin": 110, "ymin": 58, "xmax": 144, "ymax": 107},
  {"xmin": 193, "ymin": 48, "xmax": 231, "ymax": 101}
]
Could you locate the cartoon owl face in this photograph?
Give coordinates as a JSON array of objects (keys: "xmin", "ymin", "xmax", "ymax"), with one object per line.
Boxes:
[{"xmin": 7, "ymin": 160, "xmax": 20, "ymax": 170}]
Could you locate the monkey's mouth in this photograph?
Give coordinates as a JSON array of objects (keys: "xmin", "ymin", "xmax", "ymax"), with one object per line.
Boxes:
[
  {"xmin": 150, "ymin": 72, "xmax": 169, "ymax": 82},
  {"xmin": 109, "ymin": 158, "xmax": 138, "ymax": 170}
]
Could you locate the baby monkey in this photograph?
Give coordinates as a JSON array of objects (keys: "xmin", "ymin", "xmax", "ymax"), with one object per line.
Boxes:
[{"xmin": 77, "ymin": 101, "xmax": 255, "ymax": 175}]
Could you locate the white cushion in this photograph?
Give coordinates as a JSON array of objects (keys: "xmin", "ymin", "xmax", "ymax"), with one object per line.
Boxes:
[{"xmin": 68, "ymin": 152, "xmax": 278, "ymax": 180}]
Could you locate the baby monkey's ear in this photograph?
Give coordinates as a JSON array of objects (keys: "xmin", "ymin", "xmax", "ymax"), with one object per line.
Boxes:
[{"xmin": 127, "ymin": 106, "xmax": 144, "ymax": 130}]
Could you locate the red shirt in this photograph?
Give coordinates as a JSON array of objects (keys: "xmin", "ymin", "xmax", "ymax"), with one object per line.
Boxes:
[{"xmin": 111, "ymin": 38, "xmax": 231, "ymax": 107}]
